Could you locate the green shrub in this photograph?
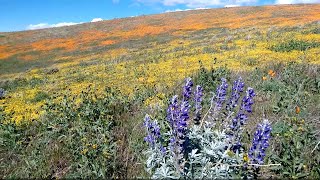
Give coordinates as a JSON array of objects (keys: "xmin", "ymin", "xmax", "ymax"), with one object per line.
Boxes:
[
  {"xmin": 270, "ymin": 40, "xmax": 320, "ymax": 52},
  {"xmin": 31, "ymin": 91, "xmax": 49, "ymax": 103},
  {"xmin": 302, "ymin": 28, "xmax": 320, "ymax": 34},
  {"xmin": 193, "ymin": 60, "xmax": 231, "ymax": 92},
  {"xmin": 269, "ymin": 117, "xmax": 320, "ymax": 179},
  {"xmin": 242, "ymin": 58, "xmax": 258, "ymax": 67}
]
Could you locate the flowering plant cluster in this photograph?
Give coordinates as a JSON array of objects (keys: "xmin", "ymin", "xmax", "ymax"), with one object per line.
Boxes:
[
  {"xmin": 0, "ymin": 88, "xmax": 5, "ymax": 99},
  {"xmin": 143, "ymin": 77, "xmax": 272, "ymax": 179}
]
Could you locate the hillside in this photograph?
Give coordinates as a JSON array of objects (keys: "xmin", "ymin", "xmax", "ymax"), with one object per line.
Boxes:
[
  {"xmin": 0, "ymin": 4, "xmax": 319, "ymax": 73},
  {"xmin": 0, "ymin": 4, "xmax": 320, "ymax": 178},
  {"xmin": 1, "ymin": 4, "xmax": 320, "ymax": 124}
]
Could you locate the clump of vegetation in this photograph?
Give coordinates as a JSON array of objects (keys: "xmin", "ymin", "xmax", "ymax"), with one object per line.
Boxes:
[
  {"xmin": 194, "ymin": 60, "xmax": 231, "ymax": 92},
  {"xmin": 143, "ymin": 77, "xmax": 275, "ymax": 179},
  {"xmin": 270, "ymin": 117, "xmax": 320, "ymax": 179},
  {"xmin": 302, "ymin": 27, "xmax": 320, "ymax": 34},
  {"xmin": 245, "ymin": 62, "xmax": 320, "ymax": 179},
  {"xmin": 30, "ymin": 91, "xmax": 49, "ymax": 103},
  {"xmin": 0, "ymin": 88, "xmax": 5, "ymax": 99},
  {"xmin": 46, "ymin": 68, "xmax": 59, "ymax": 75},
  {"xmin": 0, "ymin": 86, "xmax": 130, "ymax": 178},
  {"xmin": 270, "ymin": 39, "xmax": 320, "ymax": 52}
]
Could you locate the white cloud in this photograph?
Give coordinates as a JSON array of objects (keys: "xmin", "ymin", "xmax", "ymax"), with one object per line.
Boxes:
[
  {"xmin": 91, "ymin": 18, "xmax": 103, "ymax": 22},
  {"xmin": 195, "ymin": 7, "xmax": 209, "ymax": 9},
  {"xmin": 137, "ymin": 0, "xmax": 256, "ymax": 7},
  {"xmin": 224, "ymin": 4, "xmax": 241, "ymax": 7},
  {"xmin": 27, "ymin": 23, "xmax": 50, "ymax": 30},
  {"xmin": 165, "ymin": 8, "xmax": 184, "ymax": 12},
  {"xmin": 27, "ymin": 22, "xmax": 82, "ymax": 30},
  {"xmin": 275, "ymin": 0, "xmax": 319, "ymax": 4},
  {"xmin": 27, "ymin": 18, "xmax": 104, "ymax": 30},
  {"xmin": 165, "ymin": 7, "xmax": 208, "ymax": 13}
]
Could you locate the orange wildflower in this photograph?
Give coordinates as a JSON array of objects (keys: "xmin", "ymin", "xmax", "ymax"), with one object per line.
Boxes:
[
  {"xmin": 268, "ymin": 70, "xmax": 276, "ymax": 77},
  {"xmin": 268, "ymin": 70, "xmax": 274, "ymax": 76},
  {"xmin": 295, "ymin": 106, "xmax": 301, "ymax": 114}
]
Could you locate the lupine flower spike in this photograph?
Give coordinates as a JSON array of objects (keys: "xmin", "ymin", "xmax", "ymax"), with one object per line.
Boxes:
[
  {"xmin": 167, "ymin": 95, "xmax": 179, "ymax": 127},
  {"xmin": 167, "ymin": 78, "xmax": 194, "ymax": 154},
  {"xmin": 226, "ymin": 77, "xmax": 245, "ymax": 112},
  {"xmin": 214, "ymin": 78, "xmax": 228, "ymax": 112},
  {"xmin": 230, "ymin": 87, "xmax": 256, "ymax": 132},
  {"xmin": 143, "ymin": 114, "xmax": 161, "ymax": 148},
  {"xmin": 249, "ymin": 119, "xmax": 272, "ymax": 165},
  {"xmin": 177, "ymin": 78, "xmax": 193, "ymax": 149},
  {"xmin": 229, "ymin": 87, "xmax": 255, "ymax": 152},
  {"xmin": 204, "ymin": 78, "xmax": 228, "ymax": 126},
  {"xmin": 183, "ymin": 77, "xmax": 193, "ymax": 101}
]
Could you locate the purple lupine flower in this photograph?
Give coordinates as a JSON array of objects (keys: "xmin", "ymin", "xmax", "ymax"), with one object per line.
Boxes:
[
  {"xmin": 230, "ymin": 87, "xmax": 256, "ymax": 131},
  {"xmin": 160, "ymin": 146, "xmax": 166, "ymax": 154},
  {"xmin": 183, "ymin": 77, "xmax": 193, "ymax": 101},
  {"xmin": 230, "ymin": 113, "xmax": 247, "ymax": 131},
  {"xmin": 177, "ymin": 78, "xmax": 192, "ymax": 148},
  {"xmin": 226, "ymin": 77, "xmax": 245, "ymax": 111},
  {"xmin": 229, "ymin": 87, "xmax": 255, "ymax": 152},
  {"xmin": 143, "ymin": 114, "xmax": 161, "ymax": 148},
  {"xmin": 178, "ymin": 101, "xmax": 190, "ymax": 133},
  {"xmin": 167, "ymin": 78, "xmax": 193, "ymax": 156},
  {"xmin": 166, "ymin": 96, "xmax": 190, "ymax": 154},
  {"xmin": 249, "ymin": 119, "xmax": 272, "ymax": 165},
  {"xmin": 214, "ymin": 78, "xmax": 228, "ymax": 111},
  {"xmin": 194, "ymin": 85, "xmax": 203, "ymax": 124},
  {"xmin": 169, "ymin": 137, "xmax": 176, "ymax": 152},
  {"xmin": 167, "ymin": 95, "xmax": 179, "ymax": 127},
  {"xmin": 241, "ymin": 87, "xmax": 255, "ymax": 113}
]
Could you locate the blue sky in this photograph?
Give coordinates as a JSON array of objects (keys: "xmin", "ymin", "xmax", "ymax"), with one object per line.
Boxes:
[{"xmin": 0, "ymin": 0, "xmax": 319, "ymax": 32}]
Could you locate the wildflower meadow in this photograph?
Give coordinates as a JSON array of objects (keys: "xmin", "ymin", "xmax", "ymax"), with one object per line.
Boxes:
[{"xmin": 0, "ymin": 4, "xmax": 320, "ymax": 179}]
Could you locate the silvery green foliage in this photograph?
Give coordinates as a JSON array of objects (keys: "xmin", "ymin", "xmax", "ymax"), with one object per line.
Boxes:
[
  {"xmin": 144, "ymin": 121, "xmax": 245, "ymax": 179},
  {"xmin": 186, "ymin": 123, "xmax": 244, "ymax": 179}
]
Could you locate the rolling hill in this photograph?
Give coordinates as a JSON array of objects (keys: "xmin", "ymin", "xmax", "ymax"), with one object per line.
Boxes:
[
  {"xmin": 1, "ymin": 4, "xmax": 320, "ymax": 179},
  {"xmin": 1, "ymin": 4, "xmax": 320, "ymax": 124}
]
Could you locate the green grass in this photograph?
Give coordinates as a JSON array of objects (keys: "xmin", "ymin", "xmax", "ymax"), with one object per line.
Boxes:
[
  {"xmin": 1, "ymin": 61, "xmax": 319, "ymax": 178},
  {"xmin": 270, "ymin": 39, "xmax": 320, "ymax": 52}
]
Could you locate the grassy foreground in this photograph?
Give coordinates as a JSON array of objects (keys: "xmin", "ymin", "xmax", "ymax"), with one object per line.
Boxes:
[{"xmin": 1, "ymin": 61, "xmax": 319, "ymax": 178}]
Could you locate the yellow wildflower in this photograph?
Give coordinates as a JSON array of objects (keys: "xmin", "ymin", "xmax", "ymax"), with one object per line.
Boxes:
[
  {"xmin": 298, "ymin": 126, "xmax": 304, "ymax": 132},
  {"xmin": 81, "ymin": 148, "xmax": 88, "ymax": 155},
  {"xmin": 92, "ymin": 144, "xmax": 98, "ymax": 149},
  {"xmin": 103, "ymin": 150, "xmax": 111, "ymax": 159},
  {"xmin": 243, "ymin": 153, "xmax": 249, "ymax": 163}
]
